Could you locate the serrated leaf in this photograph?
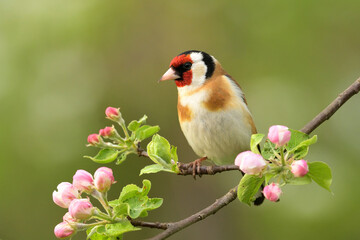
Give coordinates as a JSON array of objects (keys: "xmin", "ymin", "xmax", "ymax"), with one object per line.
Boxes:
[
  {"xmin": 237, "ymin": 174, "xmax": 264, "ymax": 206},
  {"xmin": 140, "ymin": 164, "xmax": 175, "ymax": 175},
  {"xmin": 250, "ymin": 134, "xmax": 264, "ymax": 154},
  {"xmin": 135, "ymin": 125, "xmax": 160, "ymax": 141},
  {"xmin": 287, "ymin": 174, "xmax": 312, "ymax": 185},
  {"xmin": 87, "ymin": 226, "xmax": 110, "ymax": 240},
  {"xmin": 147, "ymin": 134, "xmax": 172, "ymax": 167},
  {"xmin": 84, "ymin": 149, "xmax": 119, "ymax": 164},
  {"xmin": 112, "ymin": 180, "xmax": 163, "ymax": 219},
  {"xmin": 104, "ymin": 221, "xmax": 140, "ymax": 237},
  {"xmin": 287, "ymin": 134, "xmax": 317, "ymax": 158},
  {"xmin": 308, "ymin": 161, "xmax": 332, "ymax": 192},
  {"xmin": 287, "ymin": 129, "xmax": 309, "ymax": 150},
  {"xmin": 262, "ymin": 140, "xmax": 278, "ymax": 160},
  {"xmin": 127, "ymin": 115, "xmax": 148, "ymax": 131},
  {"xmin": 86, "ymin": 226, "xmax": 102, "ymax": 240},
  {"xmin": 170, "ymin": 145, "xmax": 178, "ymax": 163},
  {"xmin": 116, "ymin": 151, "xmax": 131, "ymax": 165}
]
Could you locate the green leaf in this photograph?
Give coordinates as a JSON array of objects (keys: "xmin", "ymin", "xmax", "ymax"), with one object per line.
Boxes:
[
  {"xmin": 292, "ymin": 145, "xmax": 309, "ymax": 159},
  {"xmin": 84, "ymin": 149, "xmax": 119, "ymax": 164},
  {"xmin": 87, "ymin": 226, "xmax": 110, "ymax": 240},
  {"xmin": 287, "ymin": 129, "xmax": 309, "ymax": 150},
  {"xmin": 140, "ymin": 164, "xmax": 175, "ymax": 175},
  {"xmin": 287, "ymin": 174, "xmax": 312, "ymax": 185},
  {"xmin": 170, "ymin": 145, "xmax": 178, "ymax": 163},
  {"xmin": 112, "ymin": 180, "xmax": 163, "ymax": 219},
  {"xmin": 264, "ymin": 172, "xmax": 276, "ymax": 185},
  {"xmin": 104, "ymin": 221, "xmax": 140, "ymax": 237},
  {"xmin": 250, "ymin": 134, "xmax": 264, "ymax": 154},
  {"xmin": 237, "ymin": 174, "xmax": 265, "ymax": 206},
  {"xmin": 262, "ymin": 140, "xmax": 278, "ymax": 160},
  {"xmin": 127, "ymin": 115, "xmax": 148, "ymax": 131},
  {"xmin": 135, "ymin": 125, "xmax": 160, "ymax": 141},
  {"xmin": 147, "ymin": 134, "xmax": 172, "ymax": 167},
  {"xmin": 287, "ymin": 134, "xmax": 317, "ymax": 159},
  {"xmin": 308, "ymin": 161, "xmax": 332, "ymax": 192}
]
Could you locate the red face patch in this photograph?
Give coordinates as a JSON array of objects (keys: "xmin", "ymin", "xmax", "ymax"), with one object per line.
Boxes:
[
  {"xmin": 170, "ymin": 54, "xmax": 193, "ymax": 68},
  {"xmin": 170, "ymin": 54, "xmax": 193, "ymax": 87}
]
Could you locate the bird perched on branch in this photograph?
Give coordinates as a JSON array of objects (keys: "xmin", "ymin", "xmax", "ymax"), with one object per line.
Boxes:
[{"xmin": 160, "ymin": 49, "xmax": 258, "ymax": 168}]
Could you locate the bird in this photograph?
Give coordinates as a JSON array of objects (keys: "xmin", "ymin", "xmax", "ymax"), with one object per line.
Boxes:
[
  {"xmin": 159, "ymin": 50, "xmax": 264, "ymax": 205},
  {"xmin": 159, "ymin": 50, "xmax": 258, "ymax": 165}
]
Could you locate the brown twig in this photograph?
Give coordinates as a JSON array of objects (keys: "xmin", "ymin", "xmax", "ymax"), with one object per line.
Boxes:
[
  {"xmin": 131, "ymin": 77, "xmax": 360, "ymax": 240},
  {"xmin": 178, "ymin": 163, "xmax": 240, "ymax": 176},
  {"xmin": 301, "ymin": 78, "xmax": 360, "ymax": 134},
  {"xmin": 146, "ymin": 187, "xmax": 238, "ymax": 240},
  {"xmin": 130, "ymin": 219, "xmax": 169, "ymax": 230}
]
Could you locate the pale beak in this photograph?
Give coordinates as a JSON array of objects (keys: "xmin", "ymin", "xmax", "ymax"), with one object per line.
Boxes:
[{"xmin": 159, "ymin": 68, "xmax": 180, "ymax": 82}]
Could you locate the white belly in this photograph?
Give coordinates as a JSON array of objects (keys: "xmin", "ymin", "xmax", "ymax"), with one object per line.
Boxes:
[{"xmin": 180, "ymin": 106, "xmax": 252, "ymax": 165}]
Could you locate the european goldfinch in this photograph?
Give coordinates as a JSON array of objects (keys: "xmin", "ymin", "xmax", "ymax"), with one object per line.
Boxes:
[{"xmin": 160, "ymin": 50, "xmax": 257, "ymax": 169}]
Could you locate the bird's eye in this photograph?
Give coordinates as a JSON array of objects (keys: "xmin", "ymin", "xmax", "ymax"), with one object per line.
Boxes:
[{"xmin": 183, "ymin": 62, "xmax": 192, "ymax": 70}]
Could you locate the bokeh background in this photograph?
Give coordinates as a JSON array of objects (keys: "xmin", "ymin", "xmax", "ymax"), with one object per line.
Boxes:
[{"xmin": 1, "ymin": 0, "xmax": 360, "ymax": 239}]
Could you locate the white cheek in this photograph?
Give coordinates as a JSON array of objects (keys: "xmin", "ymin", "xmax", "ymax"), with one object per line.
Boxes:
[{"xmin": 191, "ymin": 62, "xmax": 207, "ymax": 86}]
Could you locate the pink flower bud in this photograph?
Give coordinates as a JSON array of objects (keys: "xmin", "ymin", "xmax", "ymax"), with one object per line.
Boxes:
[
  {"xmin": 69, "ymin": 199, "xmax": 94, "ymax": 220},
  {"xmin": 87, "ymin": 134, "xmax": 100, "ymax": 145},
  {"xmin": 94, "ymin": 167, "xmax": 115, "ymax": 192},
  {"xmin": 235, "ymin": 151, "xmax": 267, "ymax": 175},
  {"xmin": 73, "ymin": 170, "xmax": 94, "ymax": 193},
  {"xmin": 52, "ymin": 182, "xmax": 79, "ymax": 208},
  {"xmin": 63, "ymin": 212, "xmax": 77, "ymax": 223},
  {"xmin": 99, "ymin": 126, "xmax": 115, "ymax": 138},
  {"xmin": 105, "ymin": 107, "xmax": 120, "ymax": 120},
  {"xmin": 54, "ymin": 221, "xmax": 75, "ymax": 239},
  {"xmin": 268, "ymin": 125, "xmax": 291, "ymax": 147},
  {"xmin": 263, "ymin": 183, "xmax": 282, "ymax": 202},
  {"xmin": 291, "ymin": 160, "xmax": 309, "ymax": 177}
]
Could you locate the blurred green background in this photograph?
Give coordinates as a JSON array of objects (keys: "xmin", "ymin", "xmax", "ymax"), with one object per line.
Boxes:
[{"xmin": 1, "ymin": 0, "xmax": 359, "ymax": 239}]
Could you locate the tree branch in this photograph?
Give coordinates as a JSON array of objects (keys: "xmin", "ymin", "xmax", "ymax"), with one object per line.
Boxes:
[
  {"xmin": 136, "ymin": 77, "xmax": 359, "ymax": 240},
  {"xmin": 178, "ymin": 163, "xmax": 240, "ymax": 176},
  {"xmin": 130, "ymin": 219, "xmax": 169, "ymax": 230},
  {"xmin": 146, "ymin": 186, "xmax": 238, "ymax": 240},
  {"xmin": 300, "ymin": 78, "xmax": 360, "ymax": 134}
]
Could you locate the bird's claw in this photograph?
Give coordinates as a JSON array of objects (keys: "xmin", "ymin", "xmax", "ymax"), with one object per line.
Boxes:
[{"xmin": 189, "ymin": 157, "xmax": 207, "ymax": 179}]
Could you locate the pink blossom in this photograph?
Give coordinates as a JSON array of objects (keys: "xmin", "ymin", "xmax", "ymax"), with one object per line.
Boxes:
[
  {"xmin": 235, "ymin": 151, "xmax": 267, "ymax": 175},
  {"xmin": 94, "ymin": 167, "xmax": 115, "ymax": 192},
  {"xmin": 63, "ymin": 212, "xmax": 77, "ymax": 223},
  {"xmin": 73, "ymin": 170, "xmax": 94, "ymax": 193},
  {"xmin": 99, "ymin": 126, "xmax": 115, "ymax": 138},
  {"xmin": 52, "ymin": 182, "xmax": 79, "ymax": 208},
  {"xmin": 263, "ymin": 183, "xmax": 282, "ymax": 202},
  {"xmin": 69, "ymin": 199, "xmax": 94, "ymax": 220},
  {"xmin": 291, "ymin": 160, "xmax": 309, "ymax": 177},
  {"xmin": 54, "ymin": 221, "xmax": 75, "ymax": 239},
  {"xmin": 268, "ymin": 125, "xmax": 291, "ymax": 147},
  {"xmin": 87, "ymin": 134, "xmax": 100, "ymax": 145},
  {"xmin": 105, "ymin": 107, "xmax": 120, "ymax": 120}
]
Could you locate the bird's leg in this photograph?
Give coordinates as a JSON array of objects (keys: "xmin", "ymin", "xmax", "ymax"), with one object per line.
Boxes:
[{"xmin": 188, "ymin": 156, "xmax": 207, "ymax": 179}]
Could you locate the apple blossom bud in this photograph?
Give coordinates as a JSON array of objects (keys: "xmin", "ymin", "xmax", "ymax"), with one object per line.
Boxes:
[
  {"xmin": 73, "ymin": 170, "xmax": 94, "ymax": 193},
  {"xmin": 291, "ymin": 160, "xmax": 309, "ymax": 177},
  {"xmin": 53, "ymin": 182, "xmax": 79, "ymax": 208},
  {"xmin": 69, "ymin": 199, "xmax": 94, "ymax": 220},
  {"xmin": 268, "ymin": 125, "xmax": 291, "ymax": 147},
  {"xmin": 235, "ymin": 151, "xmax": 267, "ymax": 175},
  {"xmin": 87, "ymin": 134, "xmax": 100, "ymax": 146},
  {"xmin": 99, "ymin": 126, "xmax": 115, "ymax": 138},
  {"xmin": 105, "ymin": 107, "xmax": 120, "ymax": 120},
  {"xmin": 263, "ymin": 183, "xmax": 282, "ymax": 202},
  {"xmin": 54, "ymin": 221, "xmax": 75, "ymax": 239},
  {"xmin": 63, "ymin": 212, "xmax": 77, "ymax": 223},
  {"xmin": 94, "ymin": 167, "xmax": 115, "ymax": 192}
]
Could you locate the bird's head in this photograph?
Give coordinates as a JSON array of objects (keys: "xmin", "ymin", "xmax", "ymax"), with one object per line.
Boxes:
[{"xmin": 160, "ymin": 50, "xmax": 216, "ymax": 91}]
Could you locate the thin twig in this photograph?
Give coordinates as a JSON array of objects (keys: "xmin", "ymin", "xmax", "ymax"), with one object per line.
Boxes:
[
  {"xmin": 301, "ymin": 78, "xmax": 360, "ymax": 134},
  {"xmin": 146, "ymin": 187, "xmax": 238, "ymax": 240},
  {"xmin": 130, "ymin": 219, "xmax": 169, "ymax": 230},
  {"xmin": 178, "ymin": 163, "xmax": 240, "ymax": 176}
]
